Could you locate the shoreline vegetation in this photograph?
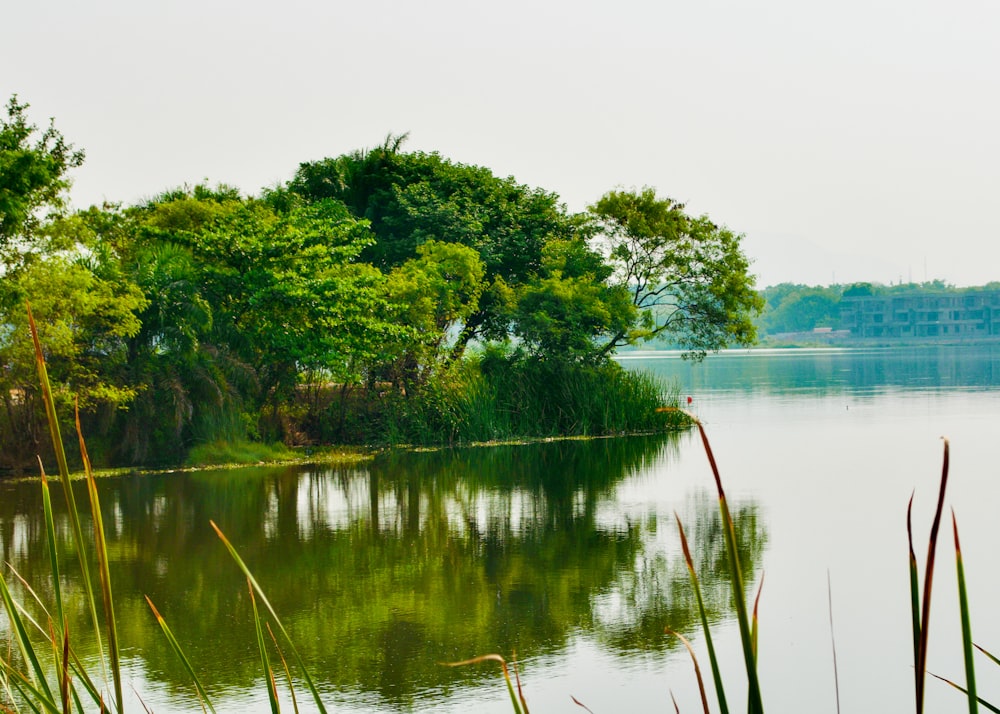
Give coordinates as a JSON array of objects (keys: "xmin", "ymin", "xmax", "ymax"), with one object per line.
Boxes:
[{"xmin": 2, "ymin": 97, "xmax": 756, "ymax": 474}]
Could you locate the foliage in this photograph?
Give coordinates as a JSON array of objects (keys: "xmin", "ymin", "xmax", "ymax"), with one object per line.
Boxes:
[
  {"xmin": 590, "ymin": 188, "xmax": 764, "ymax": 359},
  {"xmin": 368, "ymin": 349, "xmax": 684, "ymax": 446},
  {"xmin": 757, "ymin": 283, "xmax": 842, "ymax": 334},
  {"xmin": 172, "ymin": 196, "xmax": 395, "ymax": 413},
  {"xmin": 291, "ymin": 143, "xmax": 580, "ymax": 357},
  {"xmin": 380, "ymin": 240, "xmax": 486, "ymax": 390},
  {"xmin": 0, "ymin": 95, "xmax": 84, "ymax": 261},
  {"xmin": 513, "ymin": 238, "xmax": 636, "ymax": 361},
  {"xmin": 1, "ymin": 97, "xmax": 762, "ymax": 468},
  {"xmin": 0, "ymin": 255, "xmax": 146, "ymax": 468}
]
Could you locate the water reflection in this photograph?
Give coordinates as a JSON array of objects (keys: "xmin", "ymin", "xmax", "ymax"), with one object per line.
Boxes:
[
  {"xmin": 0, "ymin": 434, "xmax": 764, "ymax": 710},
  {"xmin": 621, "ymin": 343, "xmax": 1000, "ymax": 395}
]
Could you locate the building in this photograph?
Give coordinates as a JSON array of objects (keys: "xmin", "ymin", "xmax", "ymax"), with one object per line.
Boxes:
[{"xmin": 839, "ymin": 289, "xmax": 1000, "ymax": 339}]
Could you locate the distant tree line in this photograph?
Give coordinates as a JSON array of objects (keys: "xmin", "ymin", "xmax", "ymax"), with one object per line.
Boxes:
[
  {"xmin": 0, "ymin": 97, "xmax": 763, "ymax": 469},
  {"xmin": 756, "ymin": 280, "xmax": 1000, "ymax": 336}
]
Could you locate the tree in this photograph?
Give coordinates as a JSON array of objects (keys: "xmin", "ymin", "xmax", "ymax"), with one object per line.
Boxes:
[
  {"xmin": 167, "ymin": 195, "xmax": 398, "ymax": 435},
  {"xmin": 291, "ymin": 145, "xmax": 579, "ymax": 357},
  {"xmin": 0, "ymin": 252, "xmax": 146, "ymax": 468},
  {"xmin": 589, "ymin": 188, "xmax": 763, "ymax": 359},
  {"xmin": 514, "ymin": 238, "xmax": 635, "ymax": 361},
  {"xmin": 760, "ymin": 288, "xmax": 840, "ymax": 333},
  {"xmin": 380, "ymin": 240, "xmax": 486, "ymax": 390},
  {"xmin": 0, "ymin": 96, "xmax": 84, "ymax": 261}
]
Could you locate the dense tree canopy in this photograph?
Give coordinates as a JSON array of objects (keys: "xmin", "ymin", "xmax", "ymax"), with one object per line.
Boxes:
[
  {"xmin": 291, "ymin": 142, "xmax": 580, "ymax": 357},
  {"xmin": 0, "ymin": 96, "xmax": 84, "ymax": 261},
  {"xmin": 590, "ymin": 188, "xmax": 763, "ymax": 359},
  {"xmin": 1, "ymin": 99, "xmax": 763, "ymax": 467}
]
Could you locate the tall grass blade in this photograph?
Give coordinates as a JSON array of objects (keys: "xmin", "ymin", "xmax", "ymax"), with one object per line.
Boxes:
[
  {"xmin": 927, "ymin": 672, "xmax": 999, "ymax": 714},
  {"xmin": 41, "ymin": 464, "xmax": 71, "ymax": 707},
  {"xmin": 675, "ymin": 513, "xmax": 729, "ymax": 714},
  {"xmin": 751, "ymin": 575, "xmax": 764, "ymax": 660},
  {"xmin": 908, "ymin": 494, "xmax": 921, "ymax": 699},
  {"xmin": 5, "ymin": 564, "xmax": 103, "ymax": 709},
  {"xmin": 442, "ymin": 654, "xmax": 523, "ymax": 714},
  {"xmin": 77, "ymin": 405, "xmax": 123, "ymax": 714},
  {"xmin": 0, "ymin": 664, "xmax": 60, "ymax": 714},
  {"xmin": 144, "ymin": 596, "xmax": 215, "ymax": 714},
  {"xmin": 39, "ymin": 466, "xmax": 64, "ymax": 635},
  {"xmin": 827, "ymin": 572, "xmax": 841, "ymax": 714},
  {"xmin": 267, "ymin": 623, "xmax": 300, "ymax": 714},
  {"xmin": 570, "ymin": 695, "xmax": 595, "ymax": 713},
  {"xmin": 0, "ymin": 569, "xmax": 55, "ymax": 703},
  {"xmin": 690, "ymin": 416, "xmax": 764, "ymax": 714},
  {"xmin": 27, "ymin": 304, "xmax": 110, "ymax": 702},
  {"xmin": 510, "ymin": 655, "xmax": 529, "ymax": 714},
  {"xmin": 975, "ymin": 644, "xmax": 1000, "ymax": 667},
  {"xmin": 210, "ymin": 521, "xmax": 327, "ymax": 714},
  {"xmin": 665, "ymin": 628, "xmax": 710, "ymax": 714},
  {"xmin": 60, "ymin": 623, "xmax": 70, "ymax": 714},
  {"xmin": 249, "ymin": 580, "xmax": 280, "ymax": 714},
  {"xmin": 953, "ymin": 511, "xmax": 977, "ymax": 713},
  {"xmin": 66, "ymin": 646, "xmax": 102, "ymax": 710},
  {"xmin": 914, "ymin": 438, "xmax": 951, "ymax": 714}
]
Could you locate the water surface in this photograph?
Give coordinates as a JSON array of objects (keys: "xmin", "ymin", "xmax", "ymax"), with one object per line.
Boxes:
[{"xmin": 4, "ymin": 344, "xmax": 1000, "ymax": 712}]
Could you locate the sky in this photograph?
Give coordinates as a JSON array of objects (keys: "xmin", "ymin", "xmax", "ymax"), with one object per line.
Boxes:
[{"xmin": 4, "ymin": 0, "xmax": 999, "ymax": 289}]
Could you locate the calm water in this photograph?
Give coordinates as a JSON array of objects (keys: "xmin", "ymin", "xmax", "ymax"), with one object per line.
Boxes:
[{"xmin": 3, "ymin": 344, "xmax": 1000, "ymax": 712}]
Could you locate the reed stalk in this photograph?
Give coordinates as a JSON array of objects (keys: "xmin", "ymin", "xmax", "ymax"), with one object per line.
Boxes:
[
  {"xmin": 910, "ymin": 438, "xmax": 951, "ymax": 714},
  {"xmin": 27, "ymin": 303, "xmax": 115, "ymax": 710},
  {"xmin": 953, "ymin": 511, "xmax": 977, "ymax": 714},
  {"xmin": 443, "ymin": 654, "xmax": 528, "ymax": 714},
  {"xmin": 675, "ymin": 513, "xmax": 729, "ymax": 714},
  {"xmin": 210, "ymin": 521, "xmax": 328, "ymax": 714},
  {"xmin": 689, "ymin": 414, "xmax": 764, "ymax": 714}
]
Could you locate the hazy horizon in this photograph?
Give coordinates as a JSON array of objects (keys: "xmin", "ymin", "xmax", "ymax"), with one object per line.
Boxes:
[{"xmin": 5, "ymin": 0, "xmax": 998, "ymax": 290}]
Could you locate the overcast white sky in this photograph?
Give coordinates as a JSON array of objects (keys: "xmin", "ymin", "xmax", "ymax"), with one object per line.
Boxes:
[{"xmin": 4, "ymin": 0, "xmax": 999, "ymax": 288}]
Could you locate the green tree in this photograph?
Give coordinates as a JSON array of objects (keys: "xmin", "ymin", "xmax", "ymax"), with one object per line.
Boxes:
[
  {"xmin": 757, "ymin": 284, "xmax": 841, "ymax": 334},
  {"xmin": 0, "ymin": 252, "xmax": 146, "ymax": 468},
  {"xmin": 514, "ymin": 238, "xmax": 636, "ymax": 361},
  {"xmin": 590, "ymin": 188, "xmax": 763, "ymax": 359},
  {"xmin": 291, "ymin": 145, "xmax": 579, "ymax": 358},
  {"xmin": 64, "ymin": 190, "xmax": 247, "ymax": 463},
  {"xmin": 381, "ymin": 240, "xmax": 486, "ymax": 390},
  {"xmin": 0, "ymin": 96, "xmax": 84, "ymax": 261},
  {"xmin": 169, "ymin": 195, "xmax": 397, "ymax": 437},
  {"xmin": 842, "ymin": 282, "xmax": 875, "ymax": 298}
]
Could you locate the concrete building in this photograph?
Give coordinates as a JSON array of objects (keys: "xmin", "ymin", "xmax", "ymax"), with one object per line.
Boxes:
[{"xmin": 839, "ymin": 289, "xmax": 1000, "ymax": 339}]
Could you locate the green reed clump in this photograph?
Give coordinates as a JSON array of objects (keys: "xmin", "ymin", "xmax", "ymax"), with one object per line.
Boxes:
[{"xmin": 376, "ymin": 350, "xmax": 685, "ymax": 446}]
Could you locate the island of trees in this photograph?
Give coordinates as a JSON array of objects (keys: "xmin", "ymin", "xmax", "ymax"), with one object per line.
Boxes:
[{"xmin": 0, "ymin": 97, "xmax": 763, "ymax": 470}]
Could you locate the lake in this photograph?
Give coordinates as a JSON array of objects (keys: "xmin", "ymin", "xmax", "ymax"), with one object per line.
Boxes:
[{"xmin": 3, "ymin": 344, "xmax": 1000, "ymax": 712}]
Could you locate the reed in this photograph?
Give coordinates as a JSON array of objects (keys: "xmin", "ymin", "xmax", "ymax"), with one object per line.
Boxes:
[
  {"xmin": 0, "ymin": 307, "xmax": 325, "ymax": 713},
  {"xmin": 379, "ymin": 355, "xmax": 685, "ymax": 446}
]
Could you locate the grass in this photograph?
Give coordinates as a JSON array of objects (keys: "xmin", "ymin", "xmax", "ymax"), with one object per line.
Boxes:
[
  {"xmin": 184, "ymin": 439, "xmax": 295, "ymax": 467},
  {"xmin": 374, "ymin": 353, "xmax": 687, "ymax": 446}
]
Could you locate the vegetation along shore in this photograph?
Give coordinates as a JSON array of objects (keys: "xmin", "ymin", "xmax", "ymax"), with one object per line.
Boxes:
[{"xmin": 0, "ymin": 96, "xmax": 762, "ymax": 472}]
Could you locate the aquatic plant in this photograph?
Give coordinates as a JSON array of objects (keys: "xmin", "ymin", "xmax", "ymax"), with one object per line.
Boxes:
[{"xmin": 0, "ymin": 307, "xmax": 326, "ymax": 712}]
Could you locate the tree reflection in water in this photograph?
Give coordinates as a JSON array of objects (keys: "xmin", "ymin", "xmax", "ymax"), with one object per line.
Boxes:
[{"xmin": 0, "ymin": 433, "xmax": 765, "ymax": 708}]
